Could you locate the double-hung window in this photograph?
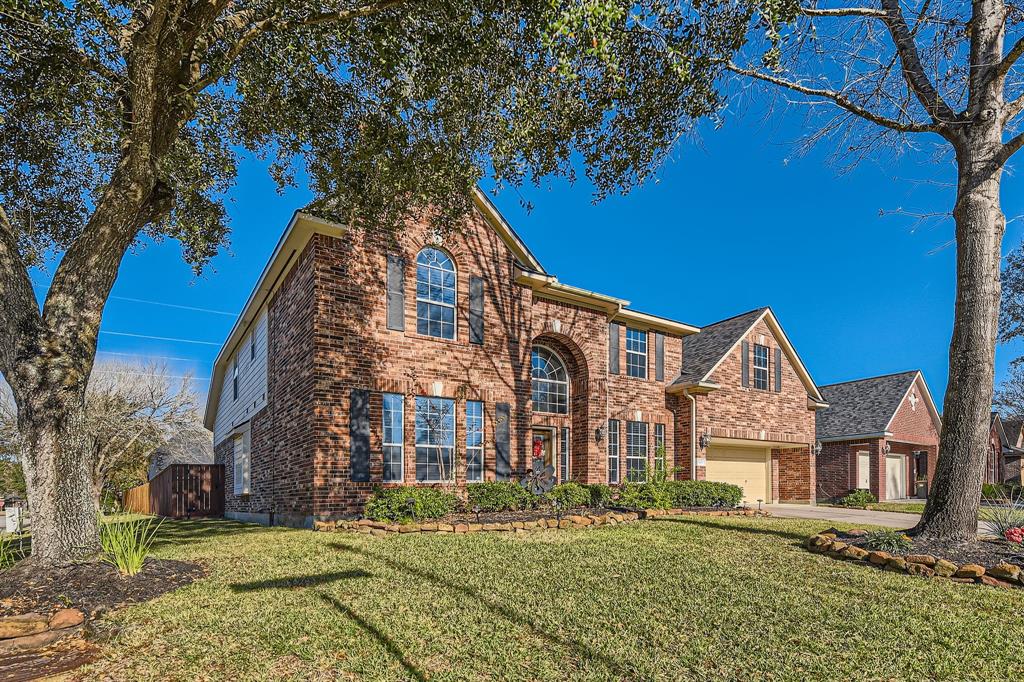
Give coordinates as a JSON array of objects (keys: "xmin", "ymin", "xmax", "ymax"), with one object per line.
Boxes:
[
  {"xmin": 415, "ymin": 248, "xmax": 456, "ymax": 339},
  {"xmin": 232, "ymin": 431, "xmax": 250, "ymax": 495},
  {"xmin": 753, "ymin": 343, "xmax": 770, "ymax": 390},
  {"xmin": 626, "ymin": 328, "xmax": 647, "ymax": 378},
  {"xmin": 654, "ymin": 423, "xmax": 666, "ymax": 473},
  {"xmin": 232, "ymin": 356, "xmax": 239, "ymax": 401},
  {"xmin": 415, "ymin": 397, "xmax": 455, "ymax": 482},
  {"xmin": 466, "ymin": 401, "xmax": 484, "ymax": 482},
  {"xmin": 607, "ymin": 420, "xmax": 620, "ymax": 484},
  {"xmin": 626, "ymin": 421, "xmax": 648, "ymax": 482},
  {"xmin": 382, "ymin": 393, "xmax": 404, "ymax": 482}
]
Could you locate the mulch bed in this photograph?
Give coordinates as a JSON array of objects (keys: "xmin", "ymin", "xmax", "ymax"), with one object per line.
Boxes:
[
  {"xmin": 0, "ymin": 557, "xmax": 205, "ymax": 619},
  {"xmin": 840, "ymin": 531, "xmax": 1024, "ymax": 568}
]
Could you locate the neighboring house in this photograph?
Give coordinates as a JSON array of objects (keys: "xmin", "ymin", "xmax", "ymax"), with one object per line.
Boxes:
[
  {"xmin": 204, "ymin": 192, "xmax": 826, "ymax": 526},
  {"xmin": 987, "ymin": 414, "xmax": 1023, "ymax": 485},
  {"xmin": 667, "ymin": 308, "xmax": 828, "ymax": 504},
  {"xmin": 816, "ymin": 371, "xmax": 941, "ymax": 501},
  {"xmin": 148, "ymin": 428, "xmax": 216, "ymax": 481}
]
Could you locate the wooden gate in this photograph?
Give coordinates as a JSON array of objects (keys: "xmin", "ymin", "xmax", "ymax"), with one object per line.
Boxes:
[{"xmin": 123, "ymin": 464, "xmax": 224, "ymax": 518}]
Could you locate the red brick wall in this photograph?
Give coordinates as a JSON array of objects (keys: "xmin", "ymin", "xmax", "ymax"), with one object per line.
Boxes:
[
  {"xmin": 985, "ymin": 423, "xmax": 1002, "ymax": 484},
  {"xmin": 888, "ymin": 376, "xmax": 940, "ymax": 445}
]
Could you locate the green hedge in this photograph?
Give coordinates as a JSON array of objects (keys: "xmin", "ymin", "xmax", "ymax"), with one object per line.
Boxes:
[
  {"xmin": 663, "ymin": 480, "xmax": 743, "ymax": 508},
  {"xmin": 616, "ymin": 483, "xmax": 674, "ymax": 510},
  {"xmin": 364, "ymin": 486, "xmax": 460, "ymax": 523},
  {"xmin": 544, "ymin": 482, "xmax": 590, "ymax": 509},
  {"xmin": 466, "ymin": 481, "xmax": 537, "ymax": 512},
  {"xmin": 838, "ymin": 489, "xmax": 876, "ymax": 508},
  {"xmin": 585, "ymin": 483, "xmax": 614, "ymax": 508}
]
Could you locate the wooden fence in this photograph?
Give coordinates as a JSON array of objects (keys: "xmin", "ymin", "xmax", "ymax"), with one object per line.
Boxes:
[{"xmin": 123, "ymin": 464, "xmax": 224, "ymax": 519}]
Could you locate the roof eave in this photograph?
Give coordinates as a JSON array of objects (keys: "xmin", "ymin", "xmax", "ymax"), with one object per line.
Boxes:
[{"xmin": 666, "ymin": 380, "xmax": 721, "ymax": 395}]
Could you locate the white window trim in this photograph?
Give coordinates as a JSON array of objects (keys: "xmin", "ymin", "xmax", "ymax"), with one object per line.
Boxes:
[
  {"xmin": 383, "ymin": 393, "xmax": 404, "ymax": 483},
  {"xmin": 531, "ymin": 344, "xmax": 570, "ymax": 415},
  {"xmin": 415, "ymin": 248, "xmax": 458, "ymax": 341},
  {"xmin": 466, "ymin": 400, "xmax": 484, "ymax": 482},
  {"xmin": 626, "ymin": 420, "xmax": 648, "ymax": 482},
  {"xmin": 607, "ymin": 420, "xmax": 620, "ymax": 484},
  {"xmin": 753, "ymin": 343, "xmax": 770, "ymax": 390},
  {"xmin": 232, "ymin": 427, "xmax": 251, "ymax": 495},
  {"xmin": 232, "ymin": 355, "xmax": 239, "ymax": 401},
  {"xmin": 654, "ymin": 423, "xmax": 666, "ymax": 472},
  {"xmin": 625, "ymin": 328, "xmax": 648, "ymax": 379},
  {"xmin": 856, "ymin": 450, "xmax": 871, "ymax": 490},
  {"xmin": 415, "ymin": 396, "xmax": 456, "ymax": 483}
]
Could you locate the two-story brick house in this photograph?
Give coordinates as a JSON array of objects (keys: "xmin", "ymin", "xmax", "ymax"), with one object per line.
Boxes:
[{"xmin": 204, "ymin": 191, "xmax": 827, "ymax": 526}]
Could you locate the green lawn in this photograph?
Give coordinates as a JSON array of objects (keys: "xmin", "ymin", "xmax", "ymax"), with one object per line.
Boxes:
[
  {"xmin": 821, "ymin": 501, "xmax": 927, "ymax": 514},
  {"xmin": 83, "ymin": 516, "xmax": 1022, "ymax": 681}
]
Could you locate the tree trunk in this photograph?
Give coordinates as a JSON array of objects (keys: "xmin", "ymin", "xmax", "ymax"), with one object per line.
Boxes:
[
  {"xmin": 914, "ymin": 144, "xmax": 1006, "ymax": 540},
  {"xmin": 18, "ymin": 388, "xmax": 101, "ymax": 563}
]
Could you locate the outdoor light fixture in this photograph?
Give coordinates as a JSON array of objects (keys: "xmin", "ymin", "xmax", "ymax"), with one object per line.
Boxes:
[
  {"xmin": 595, "ymin": 426, "xmax": 605, "ymax": 443},
  {"xmin": 699, "ymin": 431, "xmax": 711, "ymax": 451},
  {"xmin": 883, "ymin": 443, "xmax": 892, "ymax": 455},
  {"xmin": 813, "ymin": 441, "xmax": 823, "ymax": 456}
]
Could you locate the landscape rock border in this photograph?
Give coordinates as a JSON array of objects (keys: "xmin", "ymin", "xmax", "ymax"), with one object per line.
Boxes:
[
  {"xmin": 315, "ymin": 508, "xmax": 767, "ymax": 536},
  {"xmin": 0, "ymin": 608, "xmax": 87, "ymax": 654},
  {"xmin": 805, "ymin": 531, "xmax": 1024, "ymax": 591}
]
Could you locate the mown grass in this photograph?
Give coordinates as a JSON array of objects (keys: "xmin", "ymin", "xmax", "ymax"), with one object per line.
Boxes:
[
  {"xmin": 821, "ymin": 501, "xmax": 927, "ymax": 514},
  {"xmin": 83, "ymin": 516, "xmax": 1022, "ymax": 681}
]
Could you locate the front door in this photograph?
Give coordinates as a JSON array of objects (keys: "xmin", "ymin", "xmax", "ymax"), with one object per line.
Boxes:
[{"xmin": 532, "ymin": 430, "xmax": 554, "ymax": 472}]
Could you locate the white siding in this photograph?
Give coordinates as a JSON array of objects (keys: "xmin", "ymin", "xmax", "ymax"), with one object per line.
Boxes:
[{"xmin": 213, "ymin": 309, "xmax": 269, "ymax": 445}]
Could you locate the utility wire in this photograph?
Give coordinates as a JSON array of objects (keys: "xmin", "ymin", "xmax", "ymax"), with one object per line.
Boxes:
[{"xmin": 99, "ymin": 331, "xmax": 221, "ymax": 346}]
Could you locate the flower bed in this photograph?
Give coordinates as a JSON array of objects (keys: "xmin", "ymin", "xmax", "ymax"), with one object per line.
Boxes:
[
  {"xmin": 315, "ymin": 507, "xmax": 767, "ymax": 536},
  {"xmin": 805, "ymin": 529, "xmax": 1024, "ymax": 590}
]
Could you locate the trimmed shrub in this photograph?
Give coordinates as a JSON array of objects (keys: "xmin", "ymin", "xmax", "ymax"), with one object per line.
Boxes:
[
  {"xmin": 544, "ymin": 482, "xmax": 590, "ymax": 509},
  {"xmin": 862, "ymin": 528, "xmax": 913, "ymax": 553},
  {"xmin": 364, "ymin": 486, "xmax": 460, "ymax": 523},
  {"xmin": 663, "ymin": 480, "xmax": 743, "ymax": 508},
  {"xmin": 838, "ymin": 489, "xmax": 876, "ymax": 508},
  {"xmin": 466, "ymin": 481, "xmax": 536, "ymax": 512},
  {"xmin": 586, "ymin": 483, "xmax": 614, "ymax": 508},
  {"xmin": 616, "ymin": 482, "xmax": 674, "ymax": 510},
  {"xmin": 982, "ymin": 482, "xmax": 1008, "ymax": 500}
]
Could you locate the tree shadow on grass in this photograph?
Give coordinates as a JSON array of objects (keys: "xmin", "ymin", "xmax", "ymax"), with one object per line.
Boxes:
[
  {"xmin": 318, "ymin": 593, "xmax": 429, "ymax": 682},
  {"xmin": 648, "ymin": 517, "xmax": 808, "ymax": 544},
  {"xmin": 230, "ymin": 569, "xmax": 372, "ymax": 592},
  {"xmin": 326, "ymin": 541, "xmax": 635, "ymax": 679},
  {"xmin": 149, "ymin": 519, "xmax": 278, "ymax": 550}
]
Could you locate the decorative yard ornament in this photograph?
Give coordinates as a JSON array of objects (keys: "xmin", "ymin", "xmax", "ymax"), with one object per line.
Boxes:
[{"xmin": 520, "ymin": 458, "xmax": 557, "ymax": 495}]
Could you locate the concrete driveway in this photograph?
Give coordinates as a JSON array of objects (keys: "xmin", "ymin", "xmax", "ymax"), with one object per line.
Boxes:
[
  {"xmin": 765, "ymin": 503, "xmax": 921, "ymax": 529},
  {"xmin": 764, "ymin": 503, "xmax": 996, "ymax": 534}
]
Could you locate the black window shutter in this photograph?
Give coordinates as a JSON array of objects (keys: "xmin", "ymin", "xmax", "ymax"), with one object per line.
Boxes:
[
  {"xmin": 495, "ymin": 402, "xmax": 511, "ymax": 480},
  {"xmin": 608, "ymin": 323, "xmax": 620, "ymax": 374},
  {"xmin": 774, "ymin": 347, "xmax": 783, "ymax": 392},
  {"xmin": 655, "ymin": 333, "xmax": 665, "ymax": 381},
  {"xmin": 469, "ymin": 276, "xmax": 484, "ymax": 345},
  {"xmin": 741, "ymin": 341, "xmax": 750, "ymax": 387},
  {"xmin": 386, "ymin": 255, "xmax": 405, "ymax": 331},
  {"xmin": 350, "ymin": 389, "xmax": 371, "ymax": 482}
]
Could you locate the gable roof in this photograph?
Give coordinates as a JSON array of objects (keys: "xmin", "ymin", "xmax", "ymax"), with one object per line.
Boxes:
[
  {"xmin": 1003, "ymin": 418, "xmax": 1024, "ymax": 449},
  {"xmin": 816, "ymin": 370, "xmax": 940, "ymax": 440},
  {"xmin": 668, "ymin": 307, "xmax": 824, "ymax": 402}
]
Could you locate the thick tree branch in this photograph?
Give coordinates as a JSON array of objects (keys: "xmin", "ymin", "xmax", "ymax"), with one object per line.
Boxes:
[
  {"xmin": 879, "ymin": 0, "xmax": 958, "ymax": 124},
  {"xmin": 728, "ymin": 64, "xmax": 941, "ymax": 133},
  {"xmin": 0, "ymin": 205, "xmax": 42, "ymax": 386},
  {"xmin": 993, "ymin": 34, "xmax": 1024, "ymax": 82},
  {"xmin": 999, "ymin": 129, "xmax": 1024, "ymax": 164},
  {"xmin": 800, "ymin": 6, "xmax": 887, "ymax": 17}
]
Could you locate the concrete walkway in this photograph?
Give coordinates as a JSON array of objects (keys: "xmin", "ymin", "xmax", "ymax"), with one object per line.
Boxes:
[{"xmin": 764, "ymin": 504, "xmax": 922, "ymax": 529}]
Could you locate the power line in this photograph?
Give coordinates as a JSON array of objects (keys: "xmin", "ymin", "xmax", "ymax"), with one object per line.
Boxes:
[
  {"xmin": 93, "ymin": 369, "xmax": 212, "ymax": 382},
  {"xmin": 30, "ymin": 282, "xmax": 238, "ymax": 316},
  {"xmin": 99, "ymin": 331, "xmax": 221, "ymax": 346},
  {"xmin": 97, "ymin": 350, "xmax": 205, "ymax": 364}
]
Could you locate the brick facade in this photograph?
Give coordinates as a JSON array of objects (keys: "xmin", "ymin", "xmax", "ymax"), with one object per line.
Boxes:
[{"xmin": 214, "ymin": 208, "xmax": 824, "ymax": 523}]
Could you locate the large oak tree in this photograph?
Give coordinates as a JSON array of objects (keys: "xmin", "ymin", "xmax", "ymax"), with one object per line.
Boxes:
[{"xmin": 0, "ymin": 1, "xmax": 740, "ymax": 565}]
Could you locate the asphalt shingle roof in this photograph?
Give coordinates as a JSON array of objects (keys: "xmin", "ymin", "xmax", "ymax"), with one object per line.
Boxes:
[
  {"xmin": 672, "ymin": 308, "xmax": 767, "ymax": 385},
  {"xmin": 816, "ymin": 371, "xmax": 919, "ymax": 439}
]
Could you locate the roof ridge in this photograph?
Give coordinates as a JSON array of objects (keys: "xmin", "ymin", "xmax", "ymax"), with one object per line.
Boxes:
[
  {"xmin": 698, "ymin": 306, "xmax": 768, "ymax": 330},
  {"xmin": 819, "ymin": 369, "xmax": 919, "ymax": 389}
]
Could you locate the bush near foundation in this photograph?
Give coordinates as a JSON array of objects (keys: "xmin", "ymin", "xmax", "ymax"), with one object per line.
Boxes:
[{"xmin": 364, "ymin": 487, "xmax": 460, "ymax": 523}]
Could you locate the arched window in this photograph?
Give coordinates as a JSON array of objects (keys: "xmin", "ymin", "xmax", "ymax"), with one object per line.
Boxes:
[
  {"xmin": 416, "ymin": 247, "xmax": 456, "ymax": 339},
  {"xmin": 532, "ymin": 346, "xmax": 569, "ymax": 414}
]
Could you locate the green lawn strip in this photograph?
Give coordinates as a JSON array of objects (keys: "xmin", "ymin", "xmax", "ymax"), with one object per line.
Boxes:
[
  {"xmin": 819, "ymin": 502, "xmax": 927, "ymax": 514},
  {"xmin": 82, "ymin": 517, "xmax": 1023, "ymax": 681}
]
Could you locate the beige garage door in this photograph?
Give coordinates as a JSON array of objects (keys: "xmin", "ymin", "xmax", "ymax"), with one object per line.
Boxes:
[{"xmin": 706, "ymin": 446, "xmax": 770, "ymax": 504}]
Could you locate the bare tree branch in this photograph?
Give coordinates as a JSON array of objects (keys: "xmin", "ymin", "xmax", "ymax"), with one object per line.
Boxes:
[
  {"xmin": 993, "ymin": 34, "xmax": 1024, "ymax": 83},
  {"xmin": 879, "ymin": 0, "xmax": 958, "ymax": 125},
  {"xmin": 728, "ymin": 64, "xmax": 941, "ymax": 133},
  {"xmin": 800, "ymin": 6, "xmax": 887, "ymax": 17}
]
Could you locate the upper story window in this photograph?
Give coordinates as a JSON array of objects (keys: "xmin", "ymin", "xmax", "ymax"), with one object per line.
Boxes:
[
  {"xmin": 625, "ymin": 328, "xmax": 647, "ymax": 378},
  {"xmin": 416, "ymin": 247, "xmax": 456, "ymax": 339},
  {"xmin": 753, "ymin": 343, "xmax": 770, "ymax": 390},
  {"xmin": 232, "ymin": 356, "xmax": 239, "ymax": 401},
  {"xmin": 532, "ymin": 346, "xmax": 569, "ymax": 414}
]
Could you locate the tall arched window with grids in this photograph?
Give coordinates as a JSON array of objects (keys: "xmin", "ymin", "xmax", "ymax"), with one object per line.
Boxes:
[
  {"xmin": 531, "ymin": 346, "xmax": 569, "ymax": 414},
  {"xmin": 415, "ymin": 247, "xmax": 456, "ymax": 339}
]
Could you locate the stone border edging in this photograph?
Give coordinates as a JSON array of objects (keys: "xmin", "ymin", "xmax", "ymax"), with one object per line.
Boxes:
[
  {"xmin": 0, "ymin": 609, "xmax": 87, "ymax": 654},
  {"xmin": 314, "ymin": 508, "xmax": 766, "ymax": 536},
  {"xmin": 805, "ymin": 532, "xmax": 1024, "ymax": 590}
]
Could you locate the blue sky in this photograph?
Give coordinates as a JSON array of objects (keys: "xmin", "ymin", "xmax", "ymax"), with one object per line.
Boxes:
[{"xmin": 29, "ymin": 102, "xmax": 1024, "ymax": 411}]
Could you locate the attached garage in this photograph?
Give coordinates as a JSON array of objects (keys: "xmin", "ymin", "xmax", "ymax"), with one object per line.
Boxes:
[{"xmin": 705, "ymin": 445, "xmax": 771, "ymax": 504}]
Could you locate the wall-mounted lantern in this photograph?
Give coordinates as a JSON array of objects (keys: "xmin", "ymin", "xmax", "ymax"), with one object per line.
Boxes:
[
  {"xmin": 813, "ymin": 441, "xmax": 823, "ymax": 456},
  {"xmin": 698, "ymin": 431, "xmax": 711, "ymax": 451},
  {"xmin": 595, "ymin": 426, "xmax": 605, "ymax": 443}
]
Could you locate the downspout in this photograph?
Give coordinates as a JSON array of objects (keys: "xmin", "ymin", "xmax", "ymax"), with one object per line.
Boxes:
[
  {"xmin": 604, "ymin": 303, "xmax": 624, "ymax": 480},
  {"xmin": 684, "ymin": 389, "xmax": 696, "ymax": 481}
]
